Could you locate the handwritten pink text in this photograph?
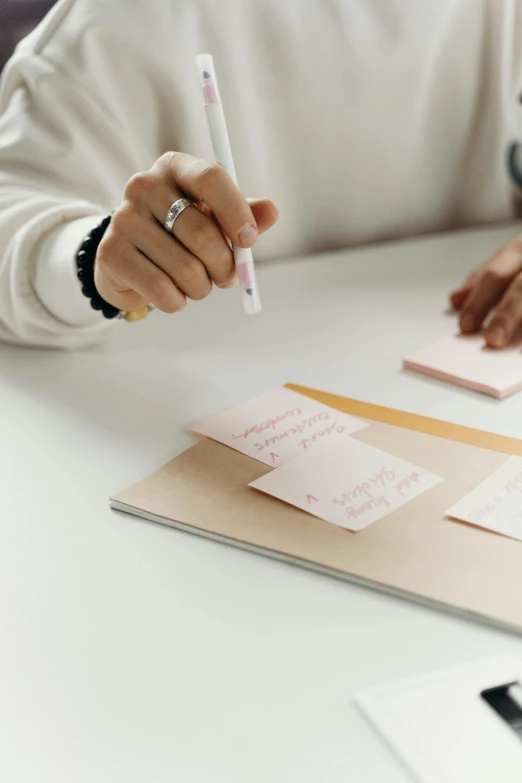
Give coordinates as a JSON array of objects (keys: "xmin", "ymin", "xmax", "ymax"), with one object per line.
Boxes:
[
  {"xmin": 232, "ymin": 407, "xmax": 302, "ymax": 440},
  {"xmin": 252, "ymin": 412, "xmax": 341, "ymax": 453},
  {"xmin": 332, "ymin": 467, "xmax": 396, "ymax": 505},
  {"xmin": 344, "ymin": 496, "xmax": 390, "ymax": 521}
]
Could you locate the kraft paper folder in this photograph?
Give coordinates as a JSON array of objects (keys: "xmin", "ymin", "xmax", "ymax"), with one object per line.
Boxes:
[{"xmin": 111, "ymin": 384, "xmax": 522, "ymax": 633}]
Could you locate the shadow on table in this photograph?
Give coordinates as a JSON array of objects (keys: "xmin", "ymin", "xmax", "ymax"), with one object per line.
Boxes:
[
  {"xmin": 0, "ymin": 276, "xmax": 355, "ymax": 447},
  {"xmin": 0, "ymin": 337, "xmax": 211, "ymax": 447}
]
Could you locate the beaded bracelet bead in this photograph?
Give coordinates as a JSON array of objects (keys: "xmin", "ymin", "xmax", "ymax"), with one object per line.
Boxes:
[{"xmin": 76, "ymin": 215, "xmax": 120, "ymax": 319}]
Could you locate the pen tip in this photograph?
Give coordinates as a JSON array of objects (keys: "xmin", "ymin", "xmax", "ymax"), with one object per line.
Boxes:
[{"xmin": 202, "ymin": 70, "xmax": 211, "ymax": 79}]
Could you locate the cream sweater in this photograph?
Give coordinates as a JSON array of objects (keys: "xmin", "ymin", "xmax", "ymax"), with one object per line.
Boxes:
[{"xmin": 0, "ymin": 0, "xmax": 521, "ymax": 347}]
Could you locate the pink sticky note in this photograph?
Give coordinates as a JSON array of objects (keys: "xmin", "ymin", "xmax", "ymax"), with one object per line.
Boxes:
[
  {"xmin": 403, "ymin": 334, "xmax": 522, "ymax": 399},
  {"xmin": 190, "ymin": 387, "xmax": 367, "ymax": 467},
  {"xmin": 249, "ymin": 438, "xmax": 442, "ymax": 531},
  {"xmin": 446, "ymin": 456, "xmax": 522, "ymax": 542}
]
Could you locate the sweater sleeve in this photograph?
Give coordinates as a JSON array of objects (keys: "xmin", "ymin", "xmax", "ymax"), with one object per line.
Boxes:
[{"xmin": 0, "ymin": 49, "xmax": 136, "ymax": 348}]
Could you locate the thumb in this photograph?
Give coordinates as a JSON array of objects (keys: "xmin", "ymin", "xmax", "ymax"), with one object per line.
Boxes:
[{"xmin": 247, "ymin": 198, "xmax": 279, "ymax": 235}]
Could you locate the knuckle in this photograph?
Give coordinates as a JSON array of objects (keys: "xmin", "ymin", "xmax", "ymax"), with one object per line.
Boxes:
[
  {"xmin": 124, "ymin": 171, "xmax": 156, "ymax": 200},
  {"xmin": 150, "ymin": 275, "xmax": 175, "ymax": 306},
  {"xmin": 158, "ymin": 151, "xmax": 176, "ymax": 167},
  {"xmin": 155, "ymin": 150, "xmax": 178, "ymax": 175},
  {"xmin": 481, "ymin": 267, "xmax": 506, "ymax": 286},
  {"xmin": 96, "ymin": 234, "xmax": 125, "ymax": 271},
  {"xmin": 111, "ymin": 200, "xmax": 141, "ymax": 230},
  {"xmin": 148, "ymin": 276, "xmax": 186, "ymax": 314},
  {"xmin": 175, "ymin": 254, "xmax": 205, "ymax": 284},
  {"xmin": 173, "ymin": 253, "xmax": 212, "ymax": 299},
  {"xmin": 197, "ymin": 162, "xmax": 225, "ymax": 193}
]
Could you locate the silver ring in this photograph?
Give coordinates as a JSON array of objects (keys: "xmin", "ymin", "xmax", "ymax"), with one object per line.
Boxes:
[{"xmin": 164, "ymin": 198, "xmax": 196, "ymax": 233}]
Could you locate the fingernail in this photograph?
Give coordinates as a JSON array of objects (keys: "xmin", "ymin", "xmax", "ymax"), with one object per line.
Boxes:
[
  {"xmin": 216, "ymin": 272, "xmax": 237, "ymax": 290},
  {"xmin": 238, "ymin": 223, "xmax": 257, "ymax": 247},
  {"xmin": 487, "ymin": 324, "xmax": 507, "ymax": 348},
  {"xmin": 460, "ymin": 314, "xmax": 475, "ymax": 332}
]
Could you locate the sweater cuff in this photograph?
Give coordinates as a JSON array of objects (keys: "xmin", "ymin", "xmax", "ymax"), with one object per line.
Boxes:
[{"xmin": 33, "ymin": 215, "xmax": 114, "ymax": 327}]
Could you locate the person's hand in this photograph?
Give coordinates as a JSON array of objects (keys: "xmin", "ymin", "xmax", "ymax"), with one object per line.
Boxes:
[
  {"xmin": 449, "ymin": 234, "xmax": 522, "ymax": 348},
  {"xmin": 94, "ymin": 152, "xmax": 278, "ymax": 313}
]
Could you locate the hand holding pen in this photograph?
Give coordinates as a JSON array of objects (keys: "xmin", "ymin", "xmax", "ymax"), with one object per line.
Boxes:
[{"xmin": 94, "ymin": 81, "xmax": 277, "ymax": 316}]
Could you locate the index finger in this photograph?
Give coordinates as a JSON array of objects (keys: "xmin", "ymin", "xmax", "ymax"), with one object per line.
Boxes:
[
  {"xmin": 458, "ymin": 246, "xmax": 522, "ymax": 333},
  {"xmin": 162, "ymin": 152, "xmax": 258, "ymax": 248},
  {"xmin": 484, "ymin": 274, "xmax": 522, "ymax": 348}
]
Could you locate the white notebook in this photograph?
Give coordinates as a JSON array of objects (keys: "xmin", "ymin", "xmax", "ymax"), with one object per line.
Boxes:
[{"xmin": 356, "ymin": 655, "xmax": 522, "ymax": 783}]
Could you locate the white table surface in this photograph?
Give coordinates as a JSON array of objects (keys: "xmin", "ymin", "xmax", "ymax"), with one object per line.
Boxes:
[{"xmin": 3, "ymin": 223, "xmax": 522, "ymax": 783}]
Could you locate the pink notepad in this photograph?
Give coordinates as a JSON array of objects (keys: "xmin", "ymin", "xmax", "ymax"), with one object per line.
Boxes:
[{"xmin": 403, "ymin": 334, "xmax": 522, "ymax": 399}]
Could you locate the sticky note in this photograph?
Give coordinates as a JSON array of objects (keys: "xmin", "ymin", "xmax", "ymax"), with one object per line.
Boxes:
[
  {"xmin": 249, "ymin": 438, "xmax": 442, "ymax": 531},
  {"xmin": 446, "ymin": 456, "xmax": 522, "ymax": 541},
  {"xmin": 190, "ymin": 387, "xmax": 367, "ymax": 467},
  {"xmin": 403, "ymin": 334, "xmax": 522, "ymax": 399}
]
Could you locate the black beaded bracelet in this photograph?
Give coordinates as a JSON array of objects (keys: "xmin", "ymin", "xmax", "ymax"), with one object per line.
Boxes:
[{"xmin": 76, "ymin": 215, "xmax": 120, "ymax": 319}]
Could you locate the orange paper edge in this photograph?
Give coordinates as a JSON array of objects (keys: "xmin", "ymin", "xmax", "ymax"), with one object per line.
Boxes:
[{"xmin": 286, "ymin": 383, "xmax": 522, "ymax": 456}]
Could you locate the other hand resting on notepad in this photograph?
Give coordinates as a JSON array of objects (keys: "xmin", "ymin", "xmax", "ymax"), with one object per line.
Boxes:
[
  {"xmin": 95, "ymin": 153, "xmax": 278, "ymax": 314},
  {"xmin": 450, "ymin": 234, "xmax": 522, "ymax": 349}
]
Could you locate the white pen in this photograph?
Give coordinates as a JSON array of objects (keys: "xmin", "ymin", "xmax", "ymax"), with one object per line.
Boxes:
[{"xmin": 195, "ymin": 53, "xmax": 262, "ymax": 315}]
